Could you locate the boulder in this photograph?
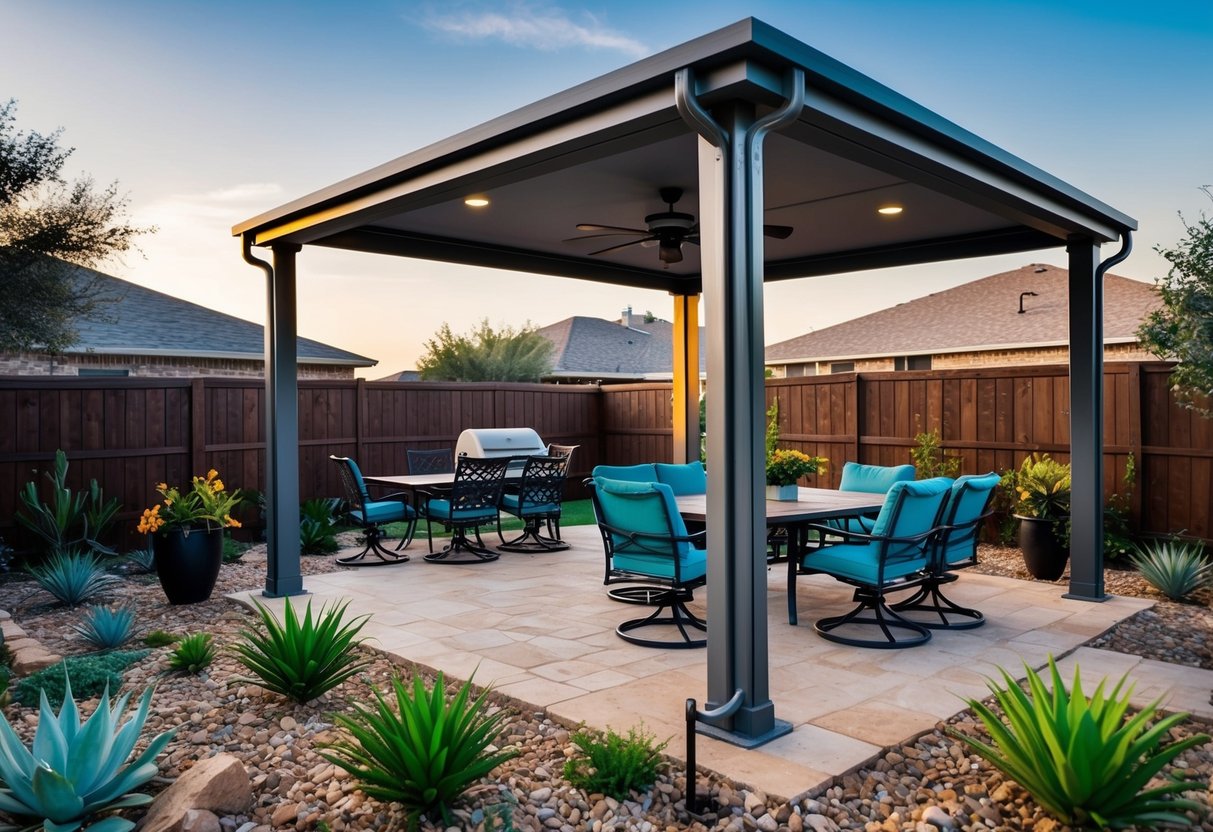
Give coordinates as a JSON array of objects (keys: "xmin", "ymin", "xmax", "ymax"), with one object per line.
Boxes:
[
  {"xmin": 139, "ymin": 754, "xmax": 253, "ymax": 832},
  {"xmin": 10, "ymin": 646, "xmax": 61, "ymax": 675}
]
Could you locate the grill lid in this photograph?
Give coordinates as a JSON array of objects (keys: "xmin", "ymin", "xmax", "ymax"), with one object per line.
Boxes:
[{"xmin": 455, "ymin": 427, "xmax": 546, "ymax": 459}]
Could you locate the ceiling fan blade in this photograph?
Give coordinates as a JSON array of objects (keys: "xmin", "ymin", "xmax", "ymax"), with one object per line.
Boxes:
[
  {"xmin": 764, "ymin": 224, "xmax": 794, "ymax": 239},
  {"xmin": 576, "ymin": 223, "xmax": 649, "ymax": 234},
  {"xmin": 563, "ymin": 231, "xmax": 647, "ymax": 242},
  {"xmin": 588, "ymin": 237, "xmax": 657, "ymax": 256}
]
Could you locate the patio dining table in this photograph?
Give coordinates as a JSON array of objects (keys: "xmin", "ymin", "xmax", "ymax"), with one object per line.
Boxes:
[{"xmin": 674, "ymin": 487, "xmax": 885, "ymax": 527}]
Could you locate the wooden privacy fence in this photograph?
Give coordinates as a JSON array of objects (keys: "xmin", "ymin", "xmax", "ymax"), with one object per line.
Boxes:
[{"xmin": 1, "ymin": 362, "xmax": 1209, "ymax": 550}]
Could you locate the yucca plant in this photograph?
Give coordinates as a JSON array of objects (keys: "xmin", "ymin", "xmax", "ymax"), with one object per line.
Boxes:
[
  {"xmin": 168, "ymin": 633, "xmax": 216, "ymax": 674},
  {"xmin": 231, "ymin": 597, "xmax": 371, "ymax": 703},
  {"xmin": 950, "ymin": 656, "xmax": 1210, "ymax": 828},
  {"xmin": 72, "ymin": 604, "xmax": 136, "ymax": 649},
  {"xmin": 1131, "ymin": 539, "xmax": 1212, "ymax": 601},
  {"xmin": 0, "ymin": 672, "xmax": 174, "ymax": 832},
  {"xmin": 29, "ymin": 549, "xmax": 121, "ymax": 607},
  {"xmin": 563, "ymin": 725, "xmax": 668, "ymax": 799},
  {"xmin": 321, "ymin": 671, "xmax": 518, "ymax": 830}
]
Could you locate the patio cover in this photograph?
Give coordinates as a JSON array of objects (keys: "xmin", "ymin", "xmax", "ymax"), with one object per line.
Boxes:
[{"xmin": 233, "ymin": 18, "xmax": 1136, "ymax": 746}]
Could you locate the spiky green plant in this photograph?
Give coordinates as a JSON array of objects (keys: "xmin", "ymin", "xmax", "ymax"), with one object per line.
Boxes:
[
  {"xmin": 0, "ymin": 672, "xmax": 174, "ymax": 832},
  {"xmin": 168, "ymin": 633, "xmax": 216, "ymax": 674},
  {"xmin": 230, "ymin": 597, "xmax": 371, "ymax": 703},
  {"xmin": 72, "ymin": 604, "xmax": 136, "ymax": 650},
  {"xmin": 949, "ymin": 656, "xmax": 1210, "ymax": 829},
  {"xmin": 124, "ymin": 547, "xmax": 156, "ymax": 575},
  {"xmin": 13, "ymin": 652, "xmax": 148, "ymax": 709},
  {"xmin": 321, "ymin": 671, "xmax": 518, "ymax": 831},
  {"xmin": 29, "ymin": 550, "xmax": 120, "ymax": 607},
  {"xmin": 1131, "ymin": 539, "xmax": 1212, "ymax": 601},
  {"xmin": 299, "ymin": 498, "xmax": 341, "ymax": 555},
  {"xmin": 142, "ymin": 629, "xmax": 178, "ymax": 648},
  {"xmin": 563, "ymin": 725, "xmax": 668, "ymax": 799}
]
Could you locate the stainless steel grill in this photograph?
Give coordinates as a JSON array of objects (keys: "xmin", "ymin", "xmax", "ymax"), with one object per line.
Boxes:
[{"xmin": 455, "ymin": 428, "xmax": 546, "ymax": 470}]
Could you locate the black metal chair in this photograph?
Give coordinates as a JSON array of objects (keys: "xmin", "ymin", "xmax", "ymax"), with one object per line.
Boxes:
[
  {"xmin": 407, "ymin": 448, "xmax": 455, "ymax": 475},
  {"xmin": 418, "ymin": 456, "xmax": 509, "ymax": 563},
  {"xmin": 330, "ymin": 455, "xmax": 415, "ymax": 567},
  {"xmin": 891, "ymin": 472, "xmax": 1001, "ymax": 629},
  {"xmin": 497, "ymin": 456, "xmax": 569, "ymax": 552},
  {"xmin": 543, "ymin": 444, "xmax": 579, "ymax": 540},
  {"xmin": 587, "ymin": 476, "xmax": 708, "ymax": 648}
]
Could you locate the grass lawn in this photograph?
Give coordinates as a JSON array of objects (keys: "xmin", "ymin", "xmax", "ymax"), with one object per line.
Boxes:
[{"xmin": 378, "ymin": 498, "xmax": 594, "ymax": 540}]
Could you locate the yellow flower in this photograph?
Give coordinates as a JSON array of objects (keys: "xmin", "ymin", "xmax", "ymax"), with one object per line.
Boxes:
[
  {"xmin": 156, "ymin": 482, "xmax": 168, "ymax": 492},
  {"xmin": 211, "ymin": 479, "xmax": 225, "ymax": 493},
  {"xmin": 206, "ymin": 469, "xmax": 219, "ymax": 482},
  {"xmin": 226, "ymin": 517, "xmax": 242, "ymax": 528}
]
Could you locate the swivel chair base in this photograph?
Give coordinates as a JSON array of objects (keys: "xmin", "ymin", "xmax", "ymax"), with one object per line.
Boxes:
[{"xmin": 616, "ymin": 592, "xmax": 706, "ymax": 649}]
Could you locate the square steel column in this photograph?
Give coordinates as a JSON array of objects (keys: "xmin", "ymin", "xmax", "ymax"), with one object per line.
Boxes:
[
  {"xmin": 1066, "ymin": 236, "xmax": 1105, "ymax": 600},
  {"xmin": 264, "ymin": 243, "xmax": 304, "ymax": 598},
  {"xmin": 671, "ymin": 292, "xmax": 701, "ymax": 464}
]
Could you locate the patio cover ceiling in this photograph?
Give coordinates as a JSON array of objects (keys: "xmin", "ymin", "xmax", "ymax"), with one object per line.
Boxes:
[{"xmin": 233, "ymin": 19, "xmax": 1135, "ymax": 291}]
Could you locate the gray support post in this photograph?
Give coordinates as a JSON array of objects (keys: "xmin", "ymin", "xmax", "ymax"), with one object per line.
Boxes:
[
  {"xmin": 677, "ymin": 67, "xmax": 801, "ymax": 746},
  {"xmin": 264, "ymin": 243, "xmax": 305, "ymax": 598},
  {"xmin": 1066, "ymin": 236, "xmax": 1105, "ymax": 601}
]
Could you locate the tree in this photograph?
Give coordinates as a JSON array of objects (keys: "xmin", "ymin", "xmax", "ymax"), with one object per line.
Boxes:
[
  {"xmin": 1137, "ymin": 188, "xmax": 1213, "ymax": 418},
  {"xmin": 0, "ymin": 100, "xmax": 151, "ymax": 352},
  {"xmin": 417, "ymin": 319, "xmax": 554, "ymax": 382}
]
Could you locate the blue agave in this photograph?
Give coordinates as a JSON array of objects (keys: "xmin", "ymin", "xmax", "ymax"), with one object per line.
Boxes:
[
  {"xmin": 29, "ymin": 551, "xmax": 119, "ymax": 608},
  {"xmin": 0, "ymin": 673, "xmax": 174, "ymax": 832},
  {"xmin": 72, "ymin": 605, "xmax": 136, "ymax": 650}
]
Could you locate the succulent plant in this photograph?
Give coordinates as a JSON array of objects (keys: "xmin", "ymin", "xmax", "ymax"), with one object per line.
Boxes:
[
  {"xmin": 1131, "ymin": 539, "xmax": 1213, "ymax": 601},
  {"xmin": 0, "ymin": 672, "xmax": 174, "ymax": 832},
  {"xmin": 29, "ymin": 550, "xmax": 120, "ymax": 607},
  {"xmin": 167, "ymin": 633, "xmax": 216, "ymax": 674},
  {"xmin": 72, "ymin": 604, "xmax": 136, "ymax": 650}
]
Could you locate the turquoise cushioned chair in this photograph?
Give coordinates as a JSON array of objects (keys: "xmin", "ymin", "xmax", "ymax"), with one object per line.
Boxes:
[
  {"xmin": 497, "ymin": 455, "xmax": 569, "ymax": 552},
  {"xmin": 591, "ymin": 463, "xmax": 659, "ymax": 482},
  {"xmin": 419, "ymin": 455, "xmax": 509, "ymax": 563},
  {"xmin": 891, "ymin": 472, "xmax": 1001, "ymax": 629},
  {"xmin": 330, "ymin": 455, "xmax": 416, "ymax": 567},
  {"xmin": 790, "ymin": 477, "xmax": 951, "ymax": 648},
  {"xmin": 587, "ymin": 476, "xmax": 708, "ymax": 648},
  {"xmin": 654, "ymin": 461, "xmax": 707, "ymax": 495},
  {"xmin": 837, "ymin": 461, "xmax": 917, "ymax": 533}
]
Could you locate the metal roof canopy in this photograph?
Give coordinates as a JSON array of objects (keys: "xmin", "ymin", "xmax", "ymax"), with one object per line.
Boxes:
[{"xmin": 235, "ymin": 18, "xmax": 1135, "ymax": 749}]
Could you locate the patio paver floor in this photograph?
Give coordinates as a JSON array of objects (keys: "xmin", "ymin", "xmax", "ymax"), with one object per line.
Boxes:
[{"xmin": 233, "ymin": 525, "xmax": 1210, "ymax": 801}]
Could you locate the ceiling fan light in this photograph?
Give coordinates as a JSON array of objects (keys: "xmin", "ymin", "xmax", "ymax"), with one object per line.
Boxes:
[
  {"xmin": 464, "ymin": 196, "xmax": 490, "ymax": 208},
  {"xmin": 659, "ymin": 239, "xmax": 683, "ymax": 263},
  {"xmin": 877, "ymin": 204, "xmax": 903, "ymax": 216}
]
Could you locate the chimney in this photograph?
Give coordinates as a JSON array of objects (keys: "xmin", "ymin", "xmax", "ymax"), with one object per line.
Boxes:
[{"xmin": 621, "ymin": 305, "xmax": 632, "ymax": 327}]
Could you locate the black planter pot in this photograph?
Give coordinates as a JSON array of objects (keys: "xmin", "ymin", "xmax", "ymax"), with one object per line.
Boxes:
[
  {"xmin": 1016, "ymin": 514, "xmax": 1069, "ymax": 581},
  {"xmin": 153, "ymin": 526, "xmax": 223, "ymax": 604}
]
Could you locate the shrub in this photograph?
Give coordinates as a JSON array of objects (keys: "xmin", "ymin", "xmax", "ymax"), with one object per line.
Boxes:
[
  {"xmin": 143, "ymin": 629, "xmax": 179, "ymax": 648},
  {"xmin": 1011, "ymin": 453, "xmax": 1071, "ymax": 521},
  {"xmin": 231, "ymin": 597, "xmax": 371, "ymax": 702},
  {"xmin": 0, "ymin": 672, "xmax": 174, "ymax": 832},
  {"xmin": 73, "ymin": 604, "xmax": 136, "ymax": 649},
  {"xmin": 168, "ymin": 633, "xmax": 217, "ymax": 674},
  {"xmin": 950, "ymin": 656, "xmax": 1210, "ymax": 829},
  {"xmin": 29, "ymin": 549, "xmax": 120, "ymax": 607},
  {"xmin": 910, "ymin": 429, "xmax": 961, "ymax": 479},
  {"xmin": 563, "ymin": 725, "xmax": 668, "ymax": 799},
  {"xmin": 1131, "ymin": 539, "xmax": 1212, "ymax": 601},
  {"xmin": 222, "ymin": 534, "xmax": 247, "ymax": 564},
  {"xmin": 300, "ymin": 498, "xmax": 341, "ymax": 555},
  {"xmin": 321, "ymin": 671, "xmax": 517, "ymax": 830},
  {"xmin": 13, "ymin": 651, "xmax": 148, "ymax": 707}
]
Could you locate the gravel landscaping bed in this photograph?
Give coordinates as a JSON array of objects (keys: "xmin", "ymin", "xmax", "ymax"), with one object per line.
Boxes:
[{"xmin": 0, "ymin": 538, "xmax": 1208, "ymax": 831}]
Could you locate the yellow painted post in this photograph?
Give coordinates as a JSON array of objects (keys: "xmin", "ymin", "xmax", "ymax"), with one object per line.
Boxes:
[{"xmin": 672, "ymin": 292, "xmax": 701, "ymax": 463}]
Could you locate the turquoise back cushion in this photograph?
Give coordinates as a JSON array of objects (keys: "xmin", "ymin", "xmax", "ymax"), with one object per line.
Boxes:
[
  {"xmin": 346, "ymin": 458, "xmax": 370, "ymax": 500},
  {"xmin": 869, "ymin": 477, "xmax": 951, "ymax": 561},
  {"xmin": 654, "ymin": 461, "xmax": 707, "ymax": 495},
  {"xmin": 839, "ymin": 462, "xmax": 916, "ymax": 494},
  {"xmin": 593, "ymin": 477, "xmax": 691, "ymax": 560},
  {"xmin": 941, "ymin": 472, "xmax": 1001, "ymax": 563},
  {"xmin": 591, "ymin": 463, "xmax": 659, "ymax": 483}
]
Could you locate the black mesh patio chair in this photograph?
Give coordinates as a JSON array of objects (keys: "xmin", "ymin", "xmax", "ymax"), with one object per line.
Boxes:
[
  {"xmin": 497, "ymin": 455, "xmax": 569, "ymax": 552},
  {"xmin": 407, "ymin": 448, "xmax": 455, "ymax": 475},
  {"xmin": 543, "ymin": 444, "xmax": 579, "ymax": 540},
  {"xmin": 418, "ymin": 455, "xmax": 509, "ymax": 563},
  {"xmin": 330, "ymin": 455, "xmax": 415, "ymax": 567}
]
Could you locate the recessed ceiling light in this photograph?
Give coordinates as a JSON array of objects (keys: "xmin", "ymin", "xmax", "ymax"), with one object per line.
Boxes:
[
  {"xmin": 877, "ymin": 204, "xmax": 903, "ymax": 215},
  {"xmin": 464, "ymin": 196, "xmax": 490, "ymax": 207}
]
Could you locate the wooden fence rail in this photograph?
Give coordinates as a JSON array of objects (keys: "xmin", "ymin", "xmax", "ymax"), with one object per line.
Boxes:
[{"xmin": 1, "ymin": 362, "xmax": 1208, "ymax": 551}]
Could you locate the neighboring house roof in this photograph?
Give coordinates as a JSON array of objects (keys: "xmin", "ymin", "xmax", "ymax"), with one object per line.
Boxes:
[
  {"xmin": 765, "ymin": 264, "xmax": 1159, "ymax": 364},
  {"xmin": 376, "ymin": 369, "xmax": 421, "ymax": 382},
  {"xmin": 538, "ymin": 312, "xmax": 707, "ymax": 380},
  {"xmin": 54, "ymin": 265, "xmax": 374, "ymax": 367}
]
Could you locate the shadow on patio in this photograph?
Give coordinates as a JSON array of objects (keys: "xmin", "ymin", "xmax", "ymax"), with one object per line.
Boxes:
[{"xmin": 232, "ymin": 525, "xmax": 1192, "ymax": 801}]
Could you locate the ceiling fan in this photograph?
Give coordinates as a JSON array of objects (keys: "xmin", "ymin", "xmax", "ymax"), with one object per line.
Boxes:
[{"xmin": 567, "ymin": 186, "xmax": 793, "ymax": 266}]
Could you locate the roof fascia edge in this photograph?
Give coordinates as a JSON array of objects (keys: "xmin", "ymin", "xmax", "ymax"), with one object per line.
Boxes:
[{"xmin": 767, "ymin": 337, "xmax": 1144, "ymax": 365}]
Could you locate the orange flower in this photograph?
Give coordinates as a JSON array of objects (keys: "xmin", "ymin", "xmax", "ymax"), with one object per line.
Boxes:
[{"xmin": 226, "ymin": 516, "xmax": 242, "ymax": 529}]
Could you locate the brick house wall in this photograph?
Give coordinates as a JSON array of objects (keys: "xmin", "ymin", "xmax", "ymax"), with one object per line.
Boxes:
[
  {"xmin": 0, "ymin": 352, "xmax": 355, "ymax": 380},
  {"xmin": 771, "ymin": 342, "xmax": 1155, "ymax": 376}
]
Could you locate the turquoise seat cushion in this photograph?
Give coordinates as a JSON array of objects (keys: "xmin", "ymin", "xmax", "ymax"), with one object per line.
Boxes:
[
  {"xmin": 940, "ymin": 472, "xmax": 1001, "ymax": 565},
  {"xmin": 425, "ymin": 499, "xmax": 497, "ymax": 523},
  {"xmin": 591, "ymin": 463, "xmax": 658, "ymax": 482},
  {"xmin": 803, "ymin": 543, "xmax": 926, "ymax": 584},
  {"xmin": 654, "ymin": 461, "xmax": 707, "ymax": 495},
  {"xmin": 501, "ymin": 493, "xmax": 559, "ymax": 515},
  {"xmin": 838, "ymin": 462, "xmax": 916, "ymax": 494},
  {"xmin": 352, "ymin": 499, "xmax": 414, "ymax": 524}
]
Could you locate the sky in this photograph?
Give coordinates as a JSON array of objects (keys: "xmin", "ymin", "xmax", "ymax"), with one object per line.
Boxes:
[{"xmin": 3, "ymin": 0, "xmax": 1211, "ymax": 377}]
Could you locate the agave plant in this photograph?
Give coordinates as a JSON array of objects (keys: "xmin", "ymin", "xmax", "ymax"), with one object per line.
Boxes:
[
  {"xmin": 950, "ymin": 656, "xmax": 1210, "ymax": 829},
  {"xmin": 29, "ymin": 550, "xmax": 121, "ymax": 607},
  {"xmin": 123, "ymin": 547, "xmax": 156, "ymax": 575},
  {"xmin": 1131, "ymin": 539, "xmax": 1212, "ymax": 601},
  {"xmin": 72, "ymin": 605, "xmax": 137, "ymax": 650},
  {"xmin": 321, "ymin": 671, "xmax": 517, "ymax": 830},
  {"xmin": 0, "ymin": 673, "xmax": 174, "ymax": 832},
  {"xmin": 231, "ymin": 597, "xmax": 371, "ymax": 703},
  {"xmin": 168, "ymin": 633, "xmax": 216, "ymax": 674}
]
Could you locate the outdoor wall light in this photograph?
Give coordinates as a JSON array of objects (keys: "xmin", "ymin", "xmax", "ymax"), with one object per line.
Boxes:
[
  {"xmin": 464, "ymin": 196, "xmax": 490, "ymax": 207},
  {"xmin": 877, "ymin": 204, "xmax": 903, "ymax": 215}
]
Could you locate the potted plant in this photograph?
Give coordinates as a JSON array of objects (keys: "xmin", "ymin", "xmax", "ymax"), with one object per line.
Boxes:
[
  {"xmin": 766, "ymin": 449, "xmax": 827, "ymax": 501},
  {"xmin": 138, "ymin": 469, "xmax": 243, "ymax": 604},
  {"xmin": 1011, "ymin": 453, "xmax": 1071, "ymax": 580}
]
